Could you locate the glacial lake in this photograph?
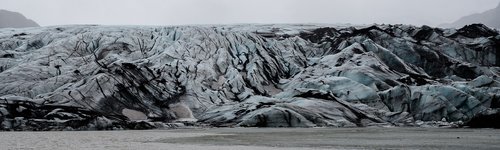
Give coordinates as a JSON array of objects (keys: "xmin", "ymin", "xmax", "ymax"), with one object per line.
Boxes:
[{"xmin": 1, "ymin": 128, "xmax": 500, "ymax": 150}]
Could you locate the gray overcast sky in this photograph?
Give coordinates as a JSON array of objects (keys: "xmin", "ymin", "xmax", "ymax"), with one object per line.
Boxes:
[{"xmin": 1, "ymin": 0, "xmax": 500, "ymax": 26}]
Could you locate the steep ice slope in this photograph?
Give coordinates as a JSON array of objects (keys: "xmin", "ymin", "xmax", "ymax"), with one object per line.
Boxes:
[{"xmin": 0, "ymin": 24, "xmax": 499, "ymax": 130}]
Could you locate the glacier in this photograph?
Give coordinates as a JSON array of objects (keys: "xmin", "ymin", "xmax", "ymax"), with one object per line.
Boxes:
[{"xmin": 0, "ymin": 24, "xmax": 499, "ymax": 130}]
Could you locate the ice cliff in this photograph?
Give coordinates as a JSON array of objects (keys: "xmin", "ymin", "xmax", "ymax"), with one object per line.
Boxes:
[{"xmin": 0, "ymin": 24, "xmax": 499, "ymax": 130}]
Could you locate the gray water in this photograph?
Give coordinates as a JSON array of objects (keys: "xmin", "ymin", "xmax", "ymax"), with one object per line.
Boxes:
[{"xmin": 1, "ymin": 128, "xmax": 500, "ymax": 150}]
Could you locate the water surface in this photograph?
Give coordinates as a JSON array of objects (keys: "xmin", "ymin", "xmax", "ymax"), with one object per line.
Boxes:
[{"xmin": 1, "ymin": 128, "xmax": 499, "ymax": 150}]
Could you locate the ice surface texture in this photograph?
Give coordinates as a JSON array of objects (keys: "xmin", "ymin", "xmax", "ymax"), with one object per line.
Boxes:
[{"xmin": 0, "ymin": 24, "xmax": 499, "ymax": 129}]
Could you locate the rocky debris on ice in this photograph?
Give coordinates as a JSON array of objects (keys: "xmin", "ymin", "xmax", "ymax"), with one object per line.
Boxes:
[{"xmin": 0, "ymin": 23, "xmax": 499, "ymax": 130}]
